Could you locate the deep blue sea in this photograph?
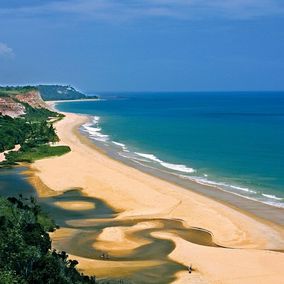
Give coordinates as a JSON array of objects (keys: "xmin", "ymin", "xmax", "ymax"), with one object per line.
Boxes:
[{"xmin": 57, "ymin": 92, "xmax": 284, "ymax": 208}]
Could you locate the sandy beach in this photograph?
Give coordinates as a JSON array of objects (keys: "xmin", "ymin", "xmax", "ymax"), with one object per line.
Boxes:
[
  {"xmin": 0, "ymin": 144, "xmax": 21, "ymax": 163},
  {"xmin": 30, "ymin": 110, "xmax": 284, "ymax": 283}
]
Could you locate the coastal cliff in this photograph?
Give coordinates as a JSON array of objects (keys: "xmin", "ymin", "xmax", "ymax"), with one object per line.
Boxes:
[
  {"xmin": 0, "ymin": 86, "xmax": 70, "ymax": 164},
  {"xmin": 0, "ymin": 87, "xmax": 48, "ymax": 117},
  {"xmin": 0, "ymin": 85, "xmax": 97, "ymax": 117}
]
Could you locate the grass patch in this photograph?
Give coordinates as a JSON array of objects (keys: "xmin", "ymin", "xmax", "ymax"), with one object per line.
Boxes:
[
  {"xmin": 0, "ymin": 86, "xmax": 37, "ymax": 95},
  {"xmin": 5, "ymin": 145, "xmax": 71, "ymax": 163}
]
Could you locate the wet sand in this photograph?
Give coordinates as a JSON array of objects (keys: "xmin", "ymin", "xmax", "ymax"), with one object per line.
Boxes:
[
  {"xmin": 39, "ymin": 188, "xmax": 210, "ymax": 283},
  {"xmin": 30, "ymin": 110, "xmax": 284, "ymax": 283}
]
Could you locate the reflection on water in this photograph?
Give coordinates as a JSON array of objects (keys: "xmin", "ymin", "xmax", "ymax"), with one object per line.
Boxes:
[
  {"xmin": 40, "ymin": 189, "xmax": 118, "ymax": 225},
  {"xmin": 0, "ymin": 167, "xmax": 218, "ymax": 283},
  {"xmin": 0, "ymin": 167, "xmax": 36, "ymax": 198}
]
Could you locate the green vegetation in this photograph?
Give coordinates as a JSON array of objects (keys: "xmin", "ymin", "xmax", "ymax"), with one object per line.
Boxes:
[
  {"xmin": 0, "ymin": 111, "xmax": 59, "ymax": 151},
  {"xmin": 0, "ymin": 87, "xmax": 126, "ymax": 283},
  {"xmin": 0, "ymin": 103, "xmax": 68, "ymax": 165},
  {"xmin": 38, "ymin": 85, "xmax": 98, "ymax": 101},
  {"xmin": 0, "ymin": 196, "xmax": 96, "ymax": 284},
  {"xmin": 23, "ymin": 103, "xmax": 64, "ymax": 121},
  {"xmin": 6, "ymin": 145, "xmax": 71, "ymax": 163},
  {"xmin": 0, "ymin": 84, "xmax": 98, "ymax": 101},
  {"xmin": 0, "ymin": 86, "xmax": 37, "ymax": 96},
  {"xmin": 0, "ymin": 85, "xmax": 78, "ymax": 166}
]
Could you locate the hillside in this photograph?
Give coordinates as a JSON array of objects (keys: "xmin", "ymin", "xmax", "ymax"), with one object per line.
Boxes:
[
  {"xmin": 0, "ymin": 85, "xmax": 97, "ymax": 117},
  {"xmin": 38, "ymin": 85, "xmax": 98, "ymax": 101},
  {"xmin": 0, "ymin": 87, "xmax": 48, "ymax": 117},
  {"xmin": 0, "ymin": 86, "xmax": 70, "ymax": 163}
]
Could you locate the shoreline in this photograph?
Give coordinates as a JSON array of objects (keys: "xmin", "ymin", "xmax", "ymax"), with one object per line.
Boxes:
[
  {"xmin": 30, "ymin": 106, "xmax": 284, "ymax": 283},
  {"xmin": 47, "ymin": 98, "xmax": 100, "ymax": 104},
  {"xmin": 75, "ymin": 116, "xmax": 284, "ymax": 227},
  {"xmin": 52, "ymin": 100, "xmax": 284, "ymax": 226}
]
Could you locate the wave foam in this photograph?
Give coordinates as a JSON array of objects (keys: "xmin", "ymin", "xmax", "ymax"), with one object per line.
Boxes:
[
  {"xmin": 82, "ymin": 116, "xmax": 109, "ymax": 142},
  {"xmin": 262, "ymin": 194, "xmax": 283, "ymax": 201},
  {"xmin": 180, "ymin": 175, "xmax": 257, "ymax": 194},
  {"xmin": 80, "ymin": 116, "xmax": 284, "ymax": 209},
  {"xmin": 180, "ymin": 175, "xmax": 284, "ymax": 207},
  {"xmin": 229, "ymin": 185, "xmax": 257, "ymax": 194},
  {"xmin": 112, "ymin": 141, "xmax": 129, "ymax": 152},
  {"xmin": 135, "ymin": 152, "xmax": 195, "ymax": 173}
]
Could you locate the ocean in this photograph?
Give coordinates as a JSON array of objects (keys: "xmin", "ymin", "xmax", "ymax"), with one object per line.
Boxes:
[{"xmin": 56, "ymin": 92, "xmax": 284, "ymax": 208}]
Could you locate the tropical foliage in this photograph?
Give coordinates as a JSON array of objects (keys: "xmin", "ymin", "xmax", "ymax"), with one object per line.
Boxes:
[
  {"xmin": 37, "ymin": 85, "xmax": 98, "ymax": 101},
  {"xmin": 0, "ymin": 106, "xmax": 68, "ymax": 164},
  {"xmin": 0, "ymin": 196, "xmax": 96, "ymax": 284}
]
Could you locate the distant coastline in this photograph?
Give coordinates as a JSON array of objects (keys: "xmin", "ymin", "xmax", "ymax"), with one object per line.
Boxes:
[{"xmin": 49, "ymin": 98, "xmax": 100, "ymax": 104}]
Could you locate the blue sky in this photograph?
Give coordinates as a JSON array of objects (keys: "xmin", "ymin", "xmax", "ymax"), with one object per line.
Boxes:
[{"xmin": 0, "ymin": 0, "xmax": 284, "ymax": 92}]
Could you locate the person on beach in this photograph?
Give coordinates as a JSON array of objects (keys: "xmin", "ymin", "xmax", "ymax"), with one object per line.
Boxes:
[
  {"xmin": 187, "ymin": 265, "xmax": 193, "ymax": 274},
  {"xmin": 100, "ymin": 252, "xmax": 110, "ymax": 260}
]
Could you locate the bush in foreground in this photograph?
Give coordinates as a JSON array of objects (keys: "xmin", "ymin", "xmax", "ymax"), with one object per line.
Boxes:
[{"xmin": 0, "ymin": 196, "xmax": 96, "ymax": 284}]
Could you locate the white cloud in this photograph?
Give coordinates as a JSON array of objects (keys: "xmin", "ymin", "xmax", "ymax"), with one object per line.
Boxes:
[
  {"xmin": 0, "ymin": 0, "xmax": 283, "ymax": 21},
  {"xmin": 0, "ymin": 43, "xmax": 15, "ymax": 59},
  {"xmin": 48, "ymin": 0, "xmax": 284, "ymax": 20}
]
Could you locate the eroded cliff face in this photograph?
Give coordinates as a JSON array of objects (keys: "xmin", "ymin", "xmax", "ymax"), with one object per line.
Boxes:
[
  {"xmin": 0, "ymin": 97, "xmax": 26, "ymax": 118},
  {"xmin": 0, "ymin": 90, "xmax": 48, "ymax": 117},
  {"xmin": 15, "ymin": 90, "xmax": 47, "ymax": 109}
]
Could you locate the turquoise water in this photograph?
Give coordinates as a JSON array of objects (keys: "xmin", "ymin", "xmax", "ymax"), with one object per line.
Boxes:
[{"xmin": 57, "ymin": 92, "xmax": 284, "ymax": 208}]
